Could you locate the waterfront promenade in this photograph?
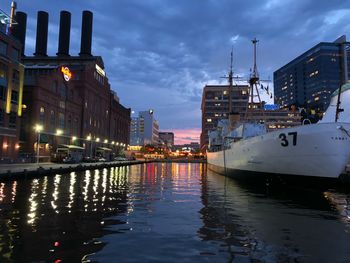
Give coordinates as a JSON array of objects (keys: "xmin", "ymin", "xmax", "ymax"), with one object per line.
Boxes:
[
  {"xmin": 0, "ymin": 160, "xmax": 148, "ymax": 180},
  {"xmin": 0, "ymin": 158, "xmax": 206, "ymax": 180}
]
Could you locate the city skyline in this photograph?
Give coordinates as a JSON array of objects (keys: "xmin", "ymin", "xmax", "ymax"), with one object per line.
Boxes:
[{"xmin": 8, "ymin": 0, "xmax": 350, "ymax": 144}]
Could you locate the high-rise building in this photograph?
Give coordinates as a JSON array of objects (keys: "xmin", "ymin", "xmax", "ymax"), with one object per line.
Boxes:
[
  {"xmin": 130, "ymin": 110, "xmax": 159, "ymax": 146},
  {"xmin": 200, "ymin": 84, "xmax": 249, "ymax": 152},
  {"xmin": 274, "ymin": 35, "xmax": 350, "ymax": 112},
  {"xmin": 0, "ymin": 8, "xmax": 24, "ymax": 161},
  {"xmin": 159, "ymin": 132, "xmax": 174, "ymax": 148}
]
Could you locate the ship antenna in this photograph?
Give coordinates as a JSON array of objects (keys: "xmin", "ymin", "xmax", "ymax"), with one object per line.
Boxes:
[
  {"xmin": 335, "ymin": 84, "xmax": 344, "ymax": 122},
  {"xmin": 228, "ymin": 47, "xmax": 233, "ymax": 113},
  {"xmin": 245, "ymin": 38, "xmax": 264, "ymax": 120}
]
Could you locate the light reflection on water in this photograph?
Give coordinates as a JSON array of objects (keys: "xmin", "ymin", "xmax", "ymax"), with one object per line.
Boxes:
[{"xmin": 0, "ymin": 163, "xmax": 348, "ymax": 262}]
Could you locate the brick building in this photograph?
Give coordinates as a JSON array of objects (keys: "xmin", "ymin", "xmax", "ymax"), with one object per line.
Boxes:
[
  {"xmin": 0, "ymin": 10, "xmax": 24, "ymax": 161},
  {"xmin": 16, "ymin": 10, "xmax": 130, "ymax": 160}
]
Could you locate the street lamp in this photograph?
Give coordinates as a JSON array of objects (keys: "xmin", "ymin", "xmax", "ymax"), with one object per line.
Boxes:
[
  {"xmin": 34, "ymin": 124, "xmax": 43, "ymax": 164},
  {"xmin": 72, "ymin": 136, "xmax": 77, "ymax": 142},
  {"xmin": 56, "ymin": 129, "xmax": 63, "ymax": 136},
  {"xmin": 96, "ymin": 138, "xmax": 100, "ymax": 142},
  {"xmin": 104, "ymin": 139, "xmax": 108, "ymax": 144},
  {"xmin": 86, "ymin": 135, "xmax": 92, "ymax": 157}
]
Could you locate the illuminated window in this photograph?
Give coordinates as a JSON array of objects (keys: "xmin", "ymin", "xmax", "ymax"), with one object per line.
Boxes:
[
  {"xmin": 59, "ymin": 101, "xmax": 65, "ymax": 109},
  {"xmin": 39, "ymin": 107, "xmax": 45, "ymax": 123},
  {"xmin": 207, "ymin": 118, "xmax": 212, "ymax": 122}
]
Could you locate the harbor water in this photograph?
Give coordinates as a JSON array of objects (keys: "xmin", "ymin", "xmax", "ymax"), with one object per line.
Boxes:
[{"xmin": 0, "ymin": 163, "xmax": 350, "ymax": 262}]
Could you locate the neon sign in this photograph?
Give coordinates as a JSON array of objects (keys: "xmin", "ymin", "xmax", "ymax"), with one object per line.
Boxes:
[
  {"xmin": 95, "ymin": 64, "xmax": 105, "ymax": 77},
  {"xmin": 61, "ymin": 66, "xmax": 72, "ymax": 81}
]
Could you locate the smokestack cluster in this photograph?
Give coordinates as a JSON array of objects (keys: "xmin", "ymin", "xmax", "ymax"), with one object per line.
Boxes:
[
  {"xmin": 12, "ymin": 11, "xmax": 27, "ymax": 56},
  {"xmin": 34, "ymin": 11, "xmax": 48, "ymax": 56},
  {"xmin": 57, "ymin": 11, "xmax": 71, "ymax": 56},
  {"xmin": 79, "ymin": 11, "xmax": 93, "ymax": 56},
  {"xmin": 12, "ymin": 10, "xmax": 93, "ymax": 57}
]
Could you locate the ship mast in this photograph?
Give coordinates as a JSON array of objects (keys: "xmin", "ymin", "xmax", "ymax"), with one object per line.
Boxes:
[
  {"xmin": 228, "ymin": 48, "xmax": 233, "ymax": 113},
  {"xmin": 335, "ymin": 85, "xmax": 344, "ymax": 122},
  {"xmin": 245, "ymin": 38, "xmax": 264, "ymax": 119}
]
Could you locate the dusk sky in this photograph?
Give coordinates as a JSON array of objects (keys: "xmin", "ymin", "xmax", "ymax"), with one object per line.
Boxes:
[{"xmin": 6, "ymin": 0, "xmax": 350, "ymax": 143}]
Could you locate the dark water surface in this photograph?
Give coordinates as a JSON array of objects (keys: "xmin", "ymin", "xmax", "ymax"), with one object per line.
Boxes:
[{"xmin": 0, "ymin": 163, "xmax": 350, "ymax": 262}]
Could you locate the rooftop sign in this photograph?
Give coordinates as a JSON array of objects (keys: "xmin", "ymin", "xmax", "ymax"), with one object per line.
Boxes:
[{"xmin": 95, "ymin": 64, "xmax": 105, "ymax": 77}]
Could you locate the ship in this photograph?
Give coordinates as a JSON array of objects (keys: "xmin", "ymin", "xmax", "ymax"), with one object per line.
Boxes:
[{"xmin": 207, "ymin": 39, "xmax": 350, "ymax": 181}]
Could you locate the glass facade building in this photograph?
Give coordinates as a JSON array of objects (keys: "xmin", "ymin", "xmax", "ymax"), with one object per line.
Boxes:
[{"xmin": 274, "ymin": 35, "xmax": 350, "ymax": 112}]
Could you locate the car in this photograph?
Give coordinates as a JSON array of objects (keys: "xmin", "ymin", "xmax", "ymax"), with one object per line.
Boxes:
[
  {"xmin": 82, "ymin": 156, "xmax": 98, "ymax": 163},
  {"xmin": 63, "ymin": 156, "xmax": 76, "ymax": 164},
  {"xmin": 114, "ymin": 156, "xmax": 127, "ymax": 161}
]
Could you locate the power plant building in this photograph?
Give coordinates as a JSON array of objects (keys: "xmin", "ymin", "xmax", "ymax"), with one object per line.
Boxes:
[
  {"xmin": 0, "ymin": 9, "xmax": 24, "ymax": 161},
  {"xmin": 13, "ymin": 10, "xmax": 130, "ymax": 161}
]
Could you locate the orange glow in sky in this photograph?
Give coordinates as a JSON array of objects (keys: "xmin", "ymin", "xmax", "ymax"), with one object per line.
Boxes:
[{"xmin": 163, "ymin": 128, "xmax": 201, "ymax": 145}]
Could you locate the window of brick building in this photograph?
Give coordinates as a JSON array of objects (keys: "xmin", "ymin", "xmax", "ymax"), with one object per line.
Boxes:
[
  {"xmin": 0, "ymin": 41, "xmax": 7, "ymax": 56},
  {"xmin": 52, "ymin": 80, "xmax": 58, "ymax": 93},
  {"xmin": 11, "ymin": 48, "xmax": 19, "ymax": 61},
  {"xmin": 9, "ymin": 111, "xmax": 16, "ymax": 128},
  {"xmin": 50, "ymin": 110, "xmax": 55, "ymax": 131},
  {"xmin": 11, "ymin": 90, "xmax": 18, "ymax": 104},
  {"xmin": 0, "ymin": 85, "xmax": 6, "ymax": 100},
  {"xmin": 0, "ymin": 108, "xmax": 4, "ymax": 126},
  {"xmin": 58, "ymin": 113, "xmax": 65, "ymax": 129},
  {"xmin": 39, "ymin": 107, "xmax": 45, "ymax": 123}
]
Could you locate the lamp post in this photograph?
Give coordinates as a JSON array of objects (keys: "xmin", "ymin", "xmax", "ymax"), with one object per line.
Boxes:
[
  {"xmin": 34, "ymin": 124, "xmax": 43, "ymax": 164},
  {"xmin": 87, "ymin": 135, "xmax": 92, "ymax": 157}
]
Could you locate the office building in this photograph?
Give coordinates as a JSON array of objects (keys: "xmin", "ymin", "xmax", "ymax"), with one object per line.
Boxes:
[
  {"xmin": 130, "ymin": 110, "xmax": 159, "ymax": 146},
  {"xmin": 159, "ymin": 132, "xmax": 174, "ymax": 148},
  {"xmin": 274, "ymin": 35, "xmax": 350, "ymax": 112},
  {"xmin": 200, "ymin": 84, "xmax": 249, "ymax": 152}
]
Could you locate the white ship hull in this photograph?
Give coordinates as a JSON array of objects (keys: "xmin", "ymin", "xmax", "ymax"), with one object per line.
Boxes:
[{"xmin": 207, "ymin": 122, "xmax": 350, "ymax": 179}]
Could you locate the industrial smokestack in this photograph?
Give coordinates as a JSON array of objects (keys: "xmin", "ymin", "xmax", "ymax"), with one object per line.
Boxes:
[
  {"xmin": 57, "ymin": 10, "xmax": 71, "ymax": 56},
  {"xmin": 12, "ymin": 11, "xmax": 27, "ymax": 56},
  {"xmin": 79, "ymin": 10, "xmax": 93, "ymax": 56},
  {"xmin": 34, "ymin": 11, "xmax": 48, "ymax": 56}
]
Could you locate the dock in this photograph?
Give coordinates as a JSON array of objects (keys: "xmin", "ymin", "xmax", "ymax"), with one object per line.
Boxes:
[{"xmin": 0, "ymin": 160, "xmax": 150, "ymax": 181}]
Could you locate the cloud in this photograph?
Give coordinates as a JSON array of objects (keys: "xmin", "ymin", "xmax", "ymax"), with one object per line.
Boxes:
[
  {"xmin": 162, "ymin": 128, "xmax": 201, "ymax": 145},
  {"xmin": 13, "ymin": 0, "xmax": 350, "ymax": 131}
]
